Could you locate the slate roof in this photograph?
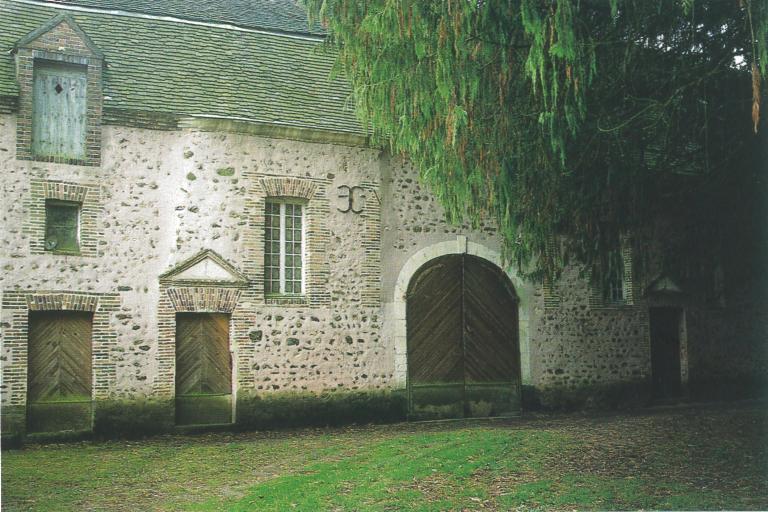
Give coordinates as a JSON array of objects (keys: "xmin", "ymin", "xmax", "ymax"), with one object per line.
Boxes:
[
  {"xmin": 0, "ymin": 0, "xmax": 364, "ymax": 136},
  {"xmin": 36, "ymin": 0, "xmax": 326, "ymax": 35}
]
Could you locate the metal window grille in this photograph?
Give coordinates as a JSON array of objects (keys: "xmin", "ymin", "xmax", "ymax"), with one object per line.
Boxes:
[{"xmin": 44, "ymin": 200, "xmax": 80, "ymax": 252}]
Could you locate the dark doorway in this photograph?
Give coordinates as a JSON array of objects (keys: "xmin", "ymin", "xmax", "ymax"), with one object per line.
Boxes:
[
  {"xmin": 406, "ymin": 254, "xmax": 520, "ymax": 420},
  {"xmin": 175, "ymin": 313, "xmax": 232, "ymax": 425},
  {"xmin": 649, "ymin": 307, "xmax": 683, "ymax": 399},
  {"xmin": 27, "ymin": 311, "xmax": 93, "ymax": 432}
]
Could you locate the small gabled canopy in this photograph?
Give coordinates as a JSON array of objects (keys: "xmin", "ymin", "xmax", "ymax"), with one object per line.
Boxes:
[
  {"xmin": 159, "ymin": 249, "xmax": 249, "ymax": 287},
  {"xmin": 15, "ymin": 13, "xmax": 104, "ymax": 58},
  {"xmin": 646, "ymin": 275, "xmax": 684, "ymax": 295}
]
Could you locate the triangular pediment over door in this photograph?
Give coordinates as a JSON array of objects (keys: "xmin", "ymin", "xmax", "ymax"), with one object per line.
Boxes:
[{"xmin": 159, "ymin": 249, "xmax": 248, "ymax": 287}]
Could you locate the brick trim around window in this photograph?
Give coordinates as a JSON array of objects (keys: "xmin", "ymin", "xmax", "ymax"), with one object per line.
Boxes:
[
  {"xmin": 24, "ymin": 179, "xmax": 102, "ymax": 257},
  {"xmin": 247, "ymin": 176, "xmax": 331, "ymax": 306}
]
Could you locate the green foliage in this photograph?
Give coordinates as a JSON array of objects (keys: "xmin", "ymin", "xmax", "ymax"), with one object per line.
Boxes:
[
  {"xmin": 27, "ymin": 401, "xmax": 92, "ymax": 434},
  {"xmin": 216, "ymin": 167, "xmax": 236, "ymax": 176},
  {"xmin": 223, "ymin": 429, "xmax": 561, "ymax": 511},
  {"xmin": 4, "ymin": 407, "xmax": 766, "ymax": 510},
  {"xmin": 523, "ymin": 381, "xmax": 652, "ymax": 411},
  {"xmin": 689, "ymin": 374, "xmax": 768, "ymax": 401},
  {"xmin": 497, "ymin": 474, "xmax": 730, "ymax": 510},
  {"xmin": 235, "ymin": 389, "xmax": 407, "ymax": 430},
  {"xmin": 304, "ymin": 0, "xmax": 767, "ymax": 281},
  {"xmin": 93, "ymin": 399, "xmax": 174, "ymax": 439}
]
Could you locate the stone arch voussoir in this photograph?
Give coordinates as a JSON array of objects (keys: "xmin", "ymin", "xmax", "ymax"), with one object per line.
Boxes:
[{"xmin": 390, "ymin": 236, "xmax": 532, "ymax": 387}]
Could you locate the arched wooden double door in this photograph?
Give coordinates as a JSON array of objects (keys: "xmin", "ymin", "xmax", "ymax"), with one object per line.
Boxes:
[{"xmin": 407, "ymin": 254, "xmax": 521, "ymax": 420}]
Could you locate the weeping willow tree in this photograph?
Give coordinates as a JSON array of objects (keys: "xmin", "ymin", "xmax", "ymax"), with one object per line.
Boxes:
[{"xmin": 304, "ymin": 0, "xmax": 767, "ymax": 282}]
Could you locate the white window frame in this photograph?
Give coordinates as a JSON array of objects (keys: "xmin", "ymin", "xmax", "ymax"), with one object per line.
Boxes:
[{"xmin": 265, "ymin": 199, "xmax": 306, "ymax": 296}]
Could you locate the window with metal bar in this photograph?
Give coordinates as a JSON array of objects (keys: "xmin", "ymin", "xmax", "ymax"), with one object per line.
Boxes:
[
  {"xmin": 604, "ymin": 249, "xmax": 626, "ymax": 305},
  {"xmin": 45, "ymin": 199, "xmax": 80, "ymax": 253},
  {"xmin": 264, "ymin": 200, "xmax": 304, "ymax": 295}
]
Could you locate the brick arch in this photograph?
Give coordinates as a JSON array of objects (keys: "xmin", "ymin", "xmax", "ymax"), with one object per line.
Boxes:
[
  {"xmin": 390, "ymin": 237, "xmax": 532, "ymax": 386},
  {"xmin": 25, "ymin": 292, "xmax": 99, "ymax": 312},
  {"xmin": 258, "ymin": 177, "xmax": 317, "ymax": 200},
  {"xmin": 165, "ymin": 287, "xmax": 242, "ymax": 313}
]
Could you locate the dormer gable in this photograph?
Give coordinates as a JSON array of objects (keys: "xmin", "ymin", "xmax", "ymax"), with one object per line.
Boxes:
[
  {"xmin": 160, "ymin": 250, "xmax": 249, "ymax": 287},
  {"xmin": 15, "ymin": 13, "xmax": 104, "ymax": 59},
  {"xmin": 13, "ymin": 13, "xmax": 105, "ymax": 166},
  {"xmin": 647, "ymin": 274, "xmax": 684, "ymax": 295}
]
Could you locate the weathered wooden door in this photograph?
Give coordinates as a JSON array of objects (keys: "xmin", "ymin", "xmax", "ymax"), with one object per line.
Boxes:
[
  {"xmin": 649, "ymin": 307, "xmax": 682, "ymax": 399},
  {"xmin": 175, "ymin": 313, "xmax": 232, "ymax": 425},
  {"xmin": 32, "ymin": 62, "xmax": 88, "ymax": 160},
  {"xmin": 407, "ymin": 254, "xmax": 520, "ymax": 420},
  {"xmin": 463, "ymin": 256, "xmax": 520, "ymax": 416},
  {"xmin": 27, "ymin": 311, "xmax": 93, "ymax": 432},
  {"xmin": 407, "ymin": 255, "xmax": 466, "ymax": 419}
]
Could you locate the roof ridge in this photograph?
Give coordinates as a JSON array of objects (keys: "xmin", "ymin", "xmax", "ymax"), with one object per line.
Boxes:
[{"xmin": 10, "ymin": 0, "xmax": 326, "ymax": 41}]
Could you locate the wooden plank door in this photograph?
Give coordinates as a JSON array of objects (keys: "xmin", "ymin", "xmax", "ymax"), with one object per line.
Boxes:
[
  {"xmin": 175, "ymin": 313, "xmax": 232, "ymax": 425},
  {"xmin": 650, "ymin": 308, "xmax": 682, "ymax": 399},
  {"xmin": 407, "ymin": 254, "xmax": 465, "ymax": 420},
  {"xmin": 463, "ymin": 255, "xmax": 520, "ymax": 417},
  {"xmin": 407, "ymin": 254, "xmax": 521, "ymax": 420},
  {"xmin": 32, "ymin": 62, "xmax": 88, "ymax": 160},
  {"xmin": 27, "ymin": 311, "xmax": 93, "ymax": 432}
]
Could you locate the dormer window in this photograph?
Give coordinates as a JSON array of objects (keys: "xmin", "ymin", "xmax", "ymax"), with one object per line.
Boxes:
[
  {"xmin": 14, "ymin": 13, "xmax": 104, "ymax": 166},
  {"xmin": 32, "ymin": 61, "xmax": 88, "ymax": 160}
]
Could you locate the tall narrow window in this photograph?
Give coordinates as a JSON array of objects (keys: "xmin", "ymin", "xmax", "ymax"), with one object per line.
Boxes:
[
  {"xmin": 264, "ymin": 201, "xmax": 304, "ymax": 295},
  {"xmin": 604, "ymin": 250, "xmax": 625, "ymax": 305},
  {"xmin": 45, "ymin": 199, "xmax": 80, "ymax": 253},
  {"xmin": 32, "ymin": 61, "xmax": 88, "ymax": 160}
]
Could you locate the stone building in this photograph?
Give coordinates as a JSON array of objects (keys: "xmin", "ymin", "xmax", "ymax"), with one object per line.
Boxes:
[{"xmin": 1, "ymin": 0, "xmax": 765, "ymax": 439}]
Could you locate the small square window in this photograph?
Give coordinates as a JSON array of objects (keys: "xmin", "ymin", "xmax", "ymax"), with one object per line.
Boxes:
[{"xmin": 45, "ymin": 200, "xmax": 80, "ymax": 253}]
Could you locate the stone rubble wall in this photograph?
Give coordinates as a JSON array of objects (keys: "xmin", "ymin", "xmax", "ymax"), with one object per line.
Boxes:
[
  {"xmin": 2, "ymin": 112, "xmax": 764, "ymax": 425},
  {"xmin": 1, "ymin": 114, "xmax": 391, "ymax": 409}
]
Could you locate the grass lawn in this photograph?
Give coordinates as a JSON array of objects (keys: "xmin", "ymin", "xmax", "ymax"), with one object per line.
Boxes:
[{"xmin": 2, "ymin": 402, "xmax": 766, "ymax": 511}]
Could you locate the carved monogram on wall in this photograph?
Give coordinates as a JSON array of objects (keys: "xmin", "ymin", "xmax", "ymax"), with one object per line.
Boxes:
[
  {"xmin": 337, "ymin": 185, "xmax": 366, "ymax": 214},
  {"xmin": 336, "ymin": 184, "xmax": 382, "ymax": 214}
]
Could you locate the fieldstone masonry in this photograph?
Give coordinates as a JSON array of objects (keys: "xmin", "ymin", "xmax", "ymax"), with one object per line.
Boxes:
[
  {"xmin": 2, "ymin": 106, "xmax": 763, "ymax": 431},
  {"xmin": 24, "ymin": 179, "xmax": 102, "ymax": 256},
  {"xmin": 1, "ymin": 4, "xmax": 764, "ymax": 436}
]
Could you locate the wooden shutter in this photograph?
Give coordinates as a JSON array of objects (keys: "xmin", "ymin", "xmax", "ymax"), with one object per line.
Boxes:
[
  {"xmin": 621, "ymin": 241, "xmax": 634, "ymax": 305},
  {"xmin": 175, "ymin": 313, "xmax": 231, "ymax": 395},
  {"xmin": 28, "ymin": 311, "xmax": 92, "ymax": 402},
  {"xmin": 32, "ymin": 61, "xmax": 88, "ymax": 159}
]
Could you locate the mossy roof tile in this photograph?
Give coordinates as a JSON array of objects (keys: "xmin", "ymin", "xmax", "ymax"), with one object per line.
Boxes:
[
  {"xmin": 38, "ymin": 0, "xmax": 326, "ymax": 35},
  {"xmin": 0, "ymin": 1, "xmax": 363, "ymax": 135}
]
